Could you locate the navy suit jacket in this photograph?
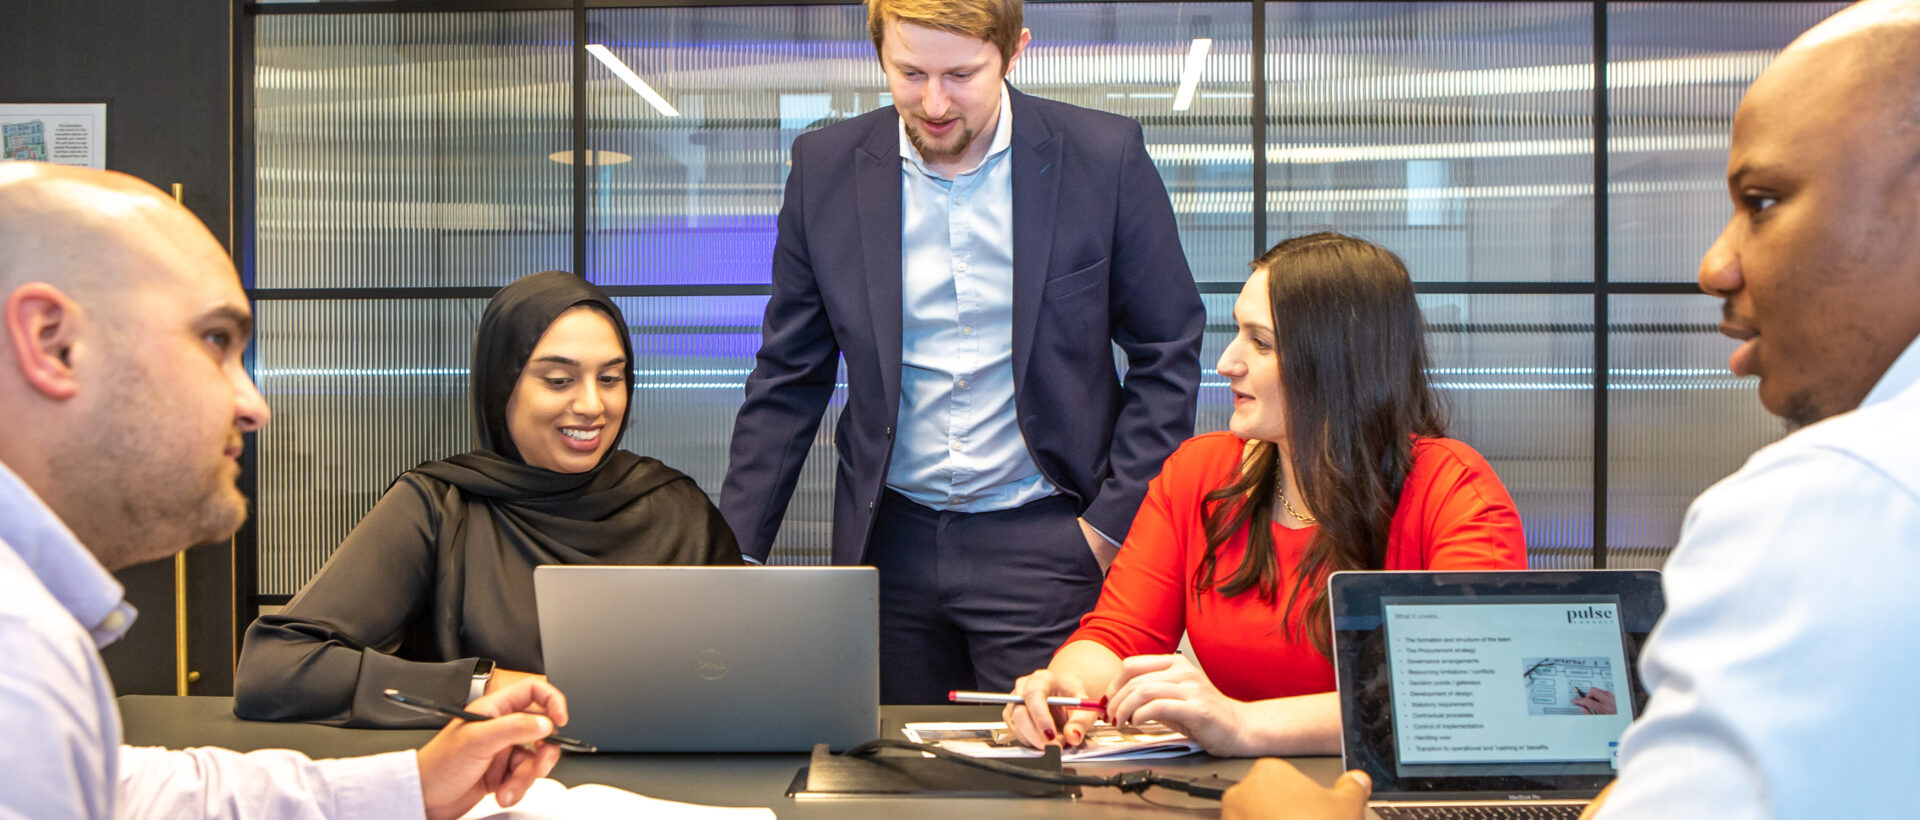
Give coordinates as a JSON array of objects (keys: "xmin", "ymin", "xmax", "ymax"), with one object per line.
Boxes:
[{"xmin": 720, "ymin": 88, "xmax": 1205, "ymax": 565}]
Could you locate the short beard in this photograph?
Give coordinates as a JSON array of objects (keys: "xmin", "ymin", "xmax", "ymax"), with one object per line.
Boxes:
[
  {"xmin": 1777, "ymin": 389, "xmax": 1834, "ymax": 433},
  {"xmin": 905, "ymin": 120, "xmax": 977, "ymax": 164},
  {"xmin": 60, "ymin": 338, "xmax": 248, "ymax": 571}
]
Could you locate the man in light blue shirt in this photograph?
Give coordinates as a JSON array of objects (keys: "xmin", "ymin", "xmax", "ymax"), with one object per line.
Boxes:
[
  {"xmin": 0, "ymin": 162, "xmax": 570, "ymax": 820},
  {"xmin": 722, "ymin": 0, "xmax": 1205, "ymax": 703},
  {"xmin": 891, "ymin": 80, "xmax": 1046, "ymax": 514}
]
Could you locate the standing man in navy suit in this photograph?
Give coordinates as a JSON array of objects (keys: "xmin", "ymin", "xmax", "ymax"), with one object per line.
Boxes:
[{"xmin": 721, "ymin": 0, "xmax": 1205, "ymax": 703}]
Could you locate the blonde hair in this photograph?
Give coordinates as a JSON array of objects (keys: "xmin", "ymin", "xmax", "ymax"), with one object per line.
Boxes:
[{"xmin": 867, "ymin": 0, "xmax": 1024, "ymax": 66}]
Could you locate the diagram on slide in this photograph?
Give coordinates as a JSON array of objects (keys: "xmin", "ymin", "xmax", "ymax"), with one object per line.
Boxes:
[{"xmin": 1522, "ymin": 657, "xmax": 1615, "ymax": 715}]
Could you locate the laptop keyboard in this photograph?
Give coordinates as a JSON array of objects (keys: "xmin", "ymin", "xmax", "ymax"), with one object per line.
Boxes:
[{"xmin": 1374, "ymin": 805, "xmax": 1587, "ymax": 820}]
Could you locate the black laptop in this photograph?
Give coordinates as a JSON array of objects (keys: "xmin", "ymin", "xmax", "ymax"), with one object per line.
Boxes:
[{"xmin": 1329, "ymin": 570, "xmax": 1664, "ymax": 819}]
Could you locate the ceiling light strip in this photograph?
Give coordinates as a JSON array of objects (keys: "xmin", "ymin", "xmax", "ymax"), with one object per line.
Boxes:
[{"xmin": 585, "ymin": 44, "xmax": 680, "ymax": 118}]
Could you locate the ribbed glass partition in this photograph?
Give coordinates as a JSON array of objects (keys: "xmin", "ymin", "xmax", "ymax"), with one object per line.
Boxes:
[
  {"xmin": 1023, "ymin": 4, "xmax": 1256, "ymax": 280},
  {"xmin": 1424, "ymin": 294, "xmax": 1596, "ymax": 569},
  {"xmin": 243, "ymin": 1, "xmax": 1849, "ymax": 603},
  {"xmin": 1605, "ymin": 295, "xmax": 1777, "ymax": 569},
  {"xmin": 1602, "ymin": 3, "xmax": 1842, "ymax": 567},
  {"xmin": 253, "ymin": 299, "xmax": 486, "ymax": 595},
  {"xmin": 1606, "ymin": 2, "xmax": 1846, "ymax": 284},
  {"xmin": 1264, "ymin": 3, "xmax": 1596, "ymax": 283},
  {"xmin": 255, "ymin": 13, "xmax": 573, "ymax": 289},
  {"xmin": 253, "ymin": 12, "xmax": 571, "ymax": 594}
]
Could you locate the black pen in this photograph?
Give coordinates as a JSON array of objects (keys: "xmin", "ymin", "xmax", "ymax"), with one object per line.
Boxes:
[{"xmin": 382, "ymin": 688, "xmax": 597, "ymax": 753}]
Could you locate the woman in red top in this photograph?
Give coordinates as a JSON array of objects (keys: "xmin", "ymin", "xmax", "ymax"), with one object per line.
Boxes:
[{"xmin": 1005, "ymin": 232, "xmax": 1527, "ymax": 756}]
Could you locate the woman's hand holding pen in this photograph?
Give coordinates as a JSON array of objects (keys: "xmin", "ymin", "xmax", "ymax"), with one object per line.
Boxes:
[
  {"xmin": 1005, "ymin": 669, "xmax": 1103, "ymax": 748},
  {"xmin": 1107, "ymin": 654, "xmax": 1251, "ymax": 757},
  {"xmin": 415, "ymin": 678, "xmax": 571, "ymax": 820}
]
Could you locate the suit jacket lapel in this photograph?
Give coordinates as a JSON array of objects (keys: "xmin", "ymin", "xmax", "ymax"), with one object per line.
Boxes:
[
  {"xmin": 855, "ymin": 113, "xmax": 905, "ymax": 412},
  {"xmin": 1009, "ymin": 87, "xmax": 1061, "ymax": 390}
]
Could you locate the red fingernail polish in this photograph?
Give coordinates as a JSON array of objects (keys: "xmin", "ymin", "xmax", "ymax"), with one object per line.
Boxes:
[{"xmin": 1044, "ymin": 728, "xmax": 1056, "ymax": 741}]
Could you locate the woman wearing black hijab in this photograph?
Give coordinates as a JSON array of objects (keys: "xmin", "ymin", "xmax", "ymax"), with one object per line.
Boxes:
[{"xmin": 234, "ymin": 271, "xmax": 741, "ymax": 727}]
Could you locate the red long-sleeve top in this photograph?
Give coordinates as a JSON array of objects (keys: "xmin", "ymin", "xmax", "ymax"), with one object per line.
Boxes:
[{"xmin": 1068, "ymin": 431, "xmax": 1528, "ymax": 701}]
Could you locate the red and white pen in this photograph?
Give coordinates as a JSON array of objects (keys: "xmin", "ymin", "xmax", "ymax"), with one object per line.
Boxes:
[{"xmin": 948, "ymin": 689, "xmax": 1107, "ymax": 713}]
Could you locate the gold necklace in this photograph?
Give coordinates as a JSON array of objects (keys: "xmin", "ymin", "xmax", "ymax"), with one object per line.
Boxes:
[
  {"xmin": 1276, "ymin": 484, "xmax": 1317, "ymax": 524},
  {"xmin": 1243, "ymin": 438, "xmax": 1318, "ymax": 524}
]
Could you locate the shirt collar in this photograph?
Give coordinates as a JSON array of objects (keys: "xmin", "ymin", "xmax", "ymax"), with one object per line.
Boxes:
[
  {"xmin": 898, "ymin": 81, "xmax": 1015, "ymax": 178},
  {"xmin": 1862, "ymin": 333, "xmax": 1920, "ymax": 408},
  {"xmin": 0, "ymin": 460, "xmax": 135, "ymax": 646}
]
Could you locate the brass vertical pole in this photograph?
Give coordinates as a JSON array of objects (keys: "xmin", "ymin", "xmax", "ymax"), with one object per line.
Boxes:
[{"xmin": 171, "ymin": 182, "xmax": 191, "ymax": 697}]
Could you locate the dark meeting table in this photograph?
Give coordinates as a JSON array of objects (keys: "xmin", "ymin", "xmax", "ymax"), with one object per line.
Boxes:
[{"xmin": 117, "ymin": 696, "xmax": 1356, "ymax": 818}]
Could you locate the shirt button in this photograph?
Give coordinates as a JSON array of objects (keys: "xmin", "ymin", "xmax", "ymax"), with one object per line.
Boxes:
[
  {"xmin": 956, "ymin": 261, "xmax": 969, "ymax": 272},
  {"xmin": 956, "ymin": 197, "xmax": 967, "ymax": 206},
  {"xmin": 956, "ymin": 379, "xmax": 969, "ymax": 389},
  {"xmin": 961, "ymin": 326, "xmax": 974, "ymax": 336},
  {"xmin": 101, "ymin": 611, "xmax": 127, "ymax": 631},
  {"xmin": 951, "ymin": 441, "xmax": 963, "ymax": 451}
]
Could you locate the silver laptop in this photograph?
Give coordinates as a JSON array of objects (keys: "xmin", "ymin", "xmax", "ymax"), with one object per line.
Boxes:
[
  {"xmin": 1329, "ymin": 570, "xmax": 1664, "ymax": 819},
  {"xmin": 534, "ymin": 565, "xmax": 880, "ymax": 752}
]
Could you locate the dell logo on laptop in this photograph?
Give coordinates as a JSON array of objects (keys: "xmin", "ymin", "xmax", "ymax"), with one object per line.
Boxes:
[{"xmin": 696, "ymin": 649, "xmax": 729, "ymax": 680}]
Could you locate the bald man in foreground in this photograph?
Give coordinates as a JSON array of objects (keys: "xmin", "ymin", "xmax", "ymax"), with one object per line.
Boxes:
[
  {"xmin": 1223, "ymin": 1, "xmax": 1920, "ymax": 817},
  {"xmin": 0, "ymin": 161, "xmax": 568, "ymax": 819}
]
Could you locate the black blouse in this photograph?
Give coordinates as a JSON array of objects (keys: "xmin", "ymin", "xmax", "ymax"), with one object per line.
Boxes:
[{"xmin": 233, "ymin": 457, "xmax": 740, "ymax": 727}]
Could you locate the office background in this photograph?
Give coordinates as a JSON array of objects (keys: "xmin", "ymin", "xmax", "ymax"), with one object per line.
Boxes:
[{"xmin": 0, "ymin": 1, "xmax": 1848, "ymax": 695}]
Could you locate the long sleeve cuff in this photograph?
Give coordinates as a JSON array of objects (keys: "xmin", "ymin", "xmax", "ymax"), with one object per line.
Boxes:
[
  {"xmin": 117, "ymin": 746, "xmax": 426, "ymax": 820},
  {"xmin": 349, "ymin": 652, "xmax": 481, "ymax": 728},
  {"xmin": 316, "ymin": 750, "xmax": 424, "ymax": 820}
]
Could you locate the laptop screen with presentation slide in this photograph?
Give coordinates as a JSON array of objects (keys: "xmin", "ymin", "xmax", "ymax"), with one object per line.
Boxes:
[
  {"xmin": 533, "ymin": 565, "xmax": 880, "ymax": 753},
  {"xmin": 1330, "ymin": 570, "xmax": 1663, "ymax": 811}
]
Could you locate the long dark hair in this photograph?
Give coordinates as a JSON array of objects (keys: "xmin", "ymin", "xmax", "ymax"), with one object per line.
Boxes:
[{"xmin": 1193, "ymin": 232, "xmax": 1446, "ymax": 659}]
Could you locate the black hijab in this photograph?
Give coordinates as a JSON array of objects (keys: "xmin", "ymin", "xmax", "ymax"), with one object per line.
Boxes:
[
  {"xmin": 404, "ymin": 271, "xmax": 741, "ymax": 665},
  {"xmin": 424, "ymin": 269, "xmax": 640, "ymax": 494}
]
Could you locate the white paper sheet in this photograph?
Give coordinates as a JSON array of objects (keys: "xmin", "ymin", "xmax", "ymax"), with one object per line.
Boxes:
[{"xmin": 460, "ymin": 778, "xmax": 776, "ymax": 819}]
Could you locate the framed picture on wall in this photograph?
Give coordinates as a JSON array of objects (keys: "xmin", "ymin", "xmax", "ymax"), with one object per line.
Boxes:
[{"xmin": 1, "ymin": 102, "xmax": 105, "ymax": 169}]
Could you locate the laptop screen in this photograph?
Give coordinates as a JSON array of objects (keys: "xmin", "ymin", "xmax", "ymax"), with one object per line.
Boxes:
[
  {"xmin": 1382, "ymin": 595, "xmax": 1635, "ymax": 776},
  {"xmin": 1332, "ymin": 571, "xmax": 1663, "ymax": 798}
]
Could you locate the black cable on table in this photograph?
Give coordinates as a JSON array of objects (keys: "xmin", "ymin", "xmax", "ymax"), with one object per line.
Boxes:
[{"xmin": 838, "ymin": 739, "xmax": 1236, "ymax": 800}]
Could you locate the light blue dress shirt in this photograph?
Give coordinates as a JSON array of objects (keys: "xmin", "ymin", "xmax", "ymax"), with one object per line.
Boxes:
[
  {"xmin": 0, "ymin": 460, "xmax": 423, "ymax": 820},
  {"xmin": 1594, "ymin": 334, "xmax": 1920, "ymax": 819},
  {"xmin": 886, "ymin": 84, "xmax": 1058, "ymax": 513}
]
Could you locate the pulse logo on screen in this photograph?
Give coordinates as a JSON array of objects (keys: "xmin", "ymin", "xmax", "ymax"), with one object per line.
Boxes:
[{"xmin": 1565, "ymin": 606, "xmax": 1614, "ymax": 625}]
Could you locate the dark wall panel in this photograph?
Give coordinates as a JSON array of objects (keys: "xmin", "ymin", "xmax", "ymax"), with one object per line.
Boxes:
[{"xmin": 0, "ymin": 0, "xmax": 236, "ymax": 695}]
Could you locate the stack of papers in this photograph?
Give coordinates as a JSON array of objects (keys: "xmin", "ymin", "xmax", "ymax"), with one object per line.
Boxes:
[
  {"xmin": 902, "ymin": 721, "xmax": 1204, "ymax": 761},
  {"xmin": 461, "ymin": 779, "xmax": 776, "ymax": 819}
]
